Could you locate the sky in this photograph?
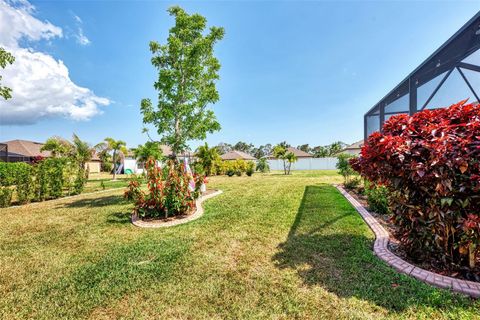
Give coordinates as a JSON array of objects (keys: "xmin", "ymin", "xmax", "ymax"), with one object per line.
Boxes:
[{"xmin": 0, "ymin": 0, "xmax": 479, "ymax": 150}]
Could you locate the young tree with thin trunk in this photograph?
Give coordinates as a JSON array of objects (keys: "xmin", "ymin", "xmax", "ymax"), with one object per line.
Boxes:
[{"xmin": 140, "ymin": 6, "xmax": 225, "ymax": 158}]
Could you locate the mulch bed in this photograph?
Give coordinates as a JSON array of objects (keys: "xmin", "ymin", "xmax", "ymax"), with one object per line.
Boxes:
[
  {"xmin": 346, "ymin": 186, "xmax": 480, "ymax": 283},
  {"xmin": 138, "ymin": 189, "xmax": 217, "ymax": 223}
]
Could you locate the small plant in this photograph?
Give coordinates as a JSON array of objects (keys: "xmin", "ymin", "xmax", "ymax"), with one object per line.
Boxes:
[
  {"xmin": 256, "ymin": 157, "xmax": 270, "ymax": 173},
  {"xmin": 226, "ymin": 168, "xmax": 235, "ymax": 177},
  {"xmin": 336, "ymin": 153, "xmax": 358, "ymax": 188},
  {"xmin": 364, "ymin": 181, "xmax": 390, "ymax": 215},
  {"xmin": 100, "ymin": 180, "xmax": 106, "ymax": 190},
  {"xmin": 0, "ymin": 187, "xmax": 13, "ymax": 207},
  {"xmin": 246, "ymin": 161, "xmax": 255, "ymax": 176}
]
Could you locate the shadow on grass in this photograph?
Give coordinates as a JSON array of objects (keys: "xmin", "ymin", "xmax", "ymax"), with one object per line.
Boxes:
[
  {"xmin": 57, "ymin": 195, "xmax": 128, "ymax": 208},
  {"xmin": 273, "ymin": 185, "xmax": 472, "ymax": 313},
  {"xmin": 106, "ymin": 211, "xmax": 132, "ymax": 224}
]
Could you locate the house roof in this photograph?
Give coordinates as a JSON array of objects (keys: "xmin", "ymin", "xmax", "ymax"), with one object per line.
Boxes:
[
  {"xmin": 286, "ymin": 147, "xmax": 312, "ymax": 158},
  {"xmin": 1, "ymin": 139, "xmax": 51, "ymax": 158},
  {"xmin": 220, "ymin": 150, "xmax": 257, "ymax": 161},
  {"xmin": 343, "ymin": 140, "xmax": 364, "ymax": 150}
]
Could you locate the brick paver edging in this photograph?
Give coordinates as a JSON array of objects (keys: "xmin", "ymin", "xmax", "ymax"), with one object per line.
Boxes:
[
  {"xmin": 336, "ymin": 184, "xmax": 480, "ymax": 298},
  {"xmin": 131, "ymin": 190, "xmax": 223, "ymax": 228}
]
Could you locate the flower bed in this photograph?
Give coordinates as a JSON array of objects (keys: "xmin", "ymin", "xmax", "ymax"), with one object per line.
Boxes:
[{"xmin": 131, "ymin": 189, "xmax": 222, "ymax": 228}]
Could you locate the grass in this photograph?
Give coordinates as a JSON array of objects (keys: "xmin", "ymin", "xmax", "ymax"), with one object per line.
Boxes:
[{"xmin": 0, "ymin": 170, "xmax": 479, "ymax": 319}]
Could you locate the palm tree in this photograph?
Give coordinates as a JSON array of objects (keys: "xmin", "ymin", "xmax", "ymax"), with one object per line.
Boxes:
[
  {"xmin": 97, "ymin": 138, "xmax": 127, "ymax": 180},
  {"xmin": 72, "ymin": 134, "xmax": 93, "ymax": 177},
  {"xmin": 196, "ymin": 143, "xmax": 219, "ymax": 176}
]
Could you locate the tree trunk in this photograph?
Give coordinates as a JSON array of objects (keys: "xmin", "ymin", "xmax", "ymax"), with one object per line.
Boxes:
[
  {"xmin": 469, "ymin": 243, "xmax": 476, "ymax": 269},
  {"xmin": 112, "ymin": 150, "xmax": 117, "ymax": 180}
]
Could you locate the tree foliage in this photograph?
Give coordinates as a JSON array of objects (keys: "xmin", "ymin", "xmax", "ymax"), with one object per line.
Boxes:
[
  {"xmin": 133, "ymin": 141, "xmax": 164, "ymax": 163},
  {"xmin": 0, "ymin": 47, "xmax": 14, "ymax": 100},
  {"xmin": 273, "ymin": 145, "xmax": 297, "ymax": 175},
  {"xmin": 196, "ymin": 142, "xmax": 220, "ymax": 176},
  {"xmin": 141, "ymin": 6, "xmax": 225, "ymax": 156},
  {"xmin": 97, "ymin": 138, "xmax": 127, "ymax": 180}
]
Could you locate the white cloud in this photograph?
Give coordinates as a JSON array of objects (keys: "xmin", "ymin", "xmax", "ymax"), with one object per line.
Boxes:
[
  {"xmin": 71, "ymin": 12, "xmax": 90, "ymax": 46},
  {"xmin": 75, "ymin": 27, "xmax": 91, "ymax": 46},
  {"xmin": 0, "ymin": 0, "xmax": 109, "ymax": 125}
]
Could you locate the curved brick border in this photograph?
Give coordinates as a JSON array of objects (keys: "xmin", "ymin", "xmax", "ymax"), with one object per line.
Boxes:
[
  {"xmin": 336, "ymin": 185, "xmax": 480, "ymax": 298},
  {"xmin": 131, "ymin": 190, "xmax": 223, "ymax": 228}
]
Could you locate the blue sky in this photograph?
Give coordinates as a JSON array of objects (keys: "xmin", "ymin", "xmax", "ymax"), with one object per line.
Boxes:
[{"xmin": 0, "ymin": 1, "xmax": 479, "ymax": 150}]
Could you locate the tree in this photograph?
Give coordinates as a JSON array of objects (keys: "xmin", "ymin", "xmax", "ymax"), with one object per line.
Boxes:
[
  {"xmin": 140, "ymin": 6, "xmax": 225, "ymax": 157},
  {"xmin": 97, "ymin": 138, "xmax": 127, "ymax": 180},
  {"xmin": 133, "ymin": 141, "xmax": 163, "ymax": 163},
  {"xmin": 256, "ymin": 157, "xmax": 270, "ymax": 173},
  {"xmin": 0, "ymin": 47, "xmax": 15, "ymax": 100},
  {"xmin": 41, "ymin": 136, "xmax": 73, "ymax": 158},
  {"xmin": 273, "ymin": 145, "xmax": 297, "ymax": 175},
  {"xmin": 71, "ymin": 134, "xmax": 93, "ymax": 178},
  {"xmin": 233, "ymin": 141, "xmax": 254, "ymax": 154},
  {"xmin": 215, "ymin": 142, "xmax": 232, "ymax": 155},
  {"xmin": 297, "ymin": 144, "xmax": 311, "ymax": 154},
  {"xmin": 196, "ymin": 142, "xmax": 220, "ymax": 176}
]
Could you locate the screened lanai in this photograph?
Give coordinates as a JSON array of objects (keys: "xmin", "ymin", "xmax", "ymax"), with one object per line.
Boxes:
[{"xmin": 365, "ymin": 12, "xmax": 480, "ymax": 139}]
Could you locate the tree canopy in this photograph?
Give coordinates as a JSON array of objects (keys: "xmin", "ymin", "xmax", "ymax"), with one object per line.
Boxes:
[
  {"xmin": 141, "ymin": 6, "xmax": 225, "ymax": 156},
  {"xmin": 0, "ymin": 47, "xmax": 14, "ymax": 100}
]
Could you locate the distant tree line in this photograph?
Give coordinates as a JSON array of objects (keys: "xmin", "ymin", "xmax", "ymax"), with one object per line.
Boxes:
[{"xmin": 213, "ymin": 141, "xmax": 347, "ymax": 158}]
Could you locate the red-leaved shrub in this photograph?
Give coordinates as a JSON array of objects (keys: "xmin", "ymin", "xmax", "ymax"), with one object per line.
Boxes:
[
  {"xmin": 351, "ymin": 101, "xmax": 480, "ymax": 268},
  {"xmin": 124, "ymin": 158, "xmax": 205, "ymax": 219}
]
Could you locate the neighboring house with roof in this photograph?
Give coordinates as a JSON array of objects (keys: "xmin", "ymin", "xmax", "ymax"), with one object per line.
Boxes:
[
  {"xmin": 0, "ymin": 139, "xmax": 51, "ymax": 162},
  {"xmin": 338, "ymin": 140, "xmax": 364, "ymax": 156},
  {"xmin": 1, "ymin": 139, "xmax": 102, "ymax": 173},
  {"xmin": 122, "ymin": 144, "xmax": 195, "ymax": 174},
  {"xmin": 221, "ymin": 150, "xmax": 257, "ymax": 161},
  {"xmin": 266, "ymin": 147, "xmax": 313, "ymax": 159}
]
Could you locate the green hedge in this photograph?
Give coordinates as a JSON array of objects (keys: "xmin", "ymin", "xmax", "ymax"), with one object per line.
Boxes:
[{"xmin": 0, "ymin": 158, "xmax": 87, "ymax": 206}]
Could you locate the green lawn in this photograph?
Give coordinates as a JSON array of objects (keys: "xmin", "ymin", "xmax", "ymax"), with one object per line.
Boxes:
[{"xmin": 0, "ymin": 171, "xmax": 478, "ymax": 319}]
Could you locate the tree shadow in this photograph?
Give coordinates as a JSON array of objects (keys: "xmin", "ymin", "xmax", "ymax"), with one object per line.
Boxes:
[
  {"xmin": 57, "ymin": 195, "xmax": 128, "ymax": 208},
  {"xmin": 105, "ymin": 211, "xmax": 132, "ymax": 224},
  {"xmin": 273, "ymin": 185, "xmax": 471, "ymax": 313}
]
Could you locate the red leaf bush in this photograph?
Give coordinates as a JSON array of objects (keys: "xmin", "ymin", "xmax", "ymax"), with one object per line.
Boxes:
[
  {"xmin": 351, "ymin": 101, "xmax": 480, "ymax": 269},
  {"xmin": 124, "ymin": 158, "xmax": 205, "ymax": 219}
]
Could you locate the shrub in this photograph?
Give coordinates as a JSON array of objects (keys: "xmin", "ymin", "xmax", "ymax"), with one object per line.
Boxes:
[
  {"xmin": 226, "ymin": 167, "xmax": 235, "ymax": 177},
  {"xmin": 364, "ymin": 181, "xmax": 390, "ymax": 215},
  {"xmin": 336, "ymin": 153, "xmax": 358, "ymax": 187},
  {"xmin": 351, "ymin": 101, "xmax": 480, "ymax": 268},
  {"xmin": 343, "ymin": 177, "xmax": 360, "ymax": 190},
  {"xmin": 15, "ymin": 164, "xmax": 33, "ymax": 204},
  {"xmin": 256, "ymin": 157, "xmax": 270, "ymax": 173},
  {"xmin": 246, "ymin": 161, "xmax": 255, "ymax": 176},
  {"xmin": 0, "ymin": 187, "xmax": 13, "ymax": 207},
  {"xmin": 0, "ymin": 162, "xmax": 31, "ymax": 187},
  {"xmin": 124, "ymin": 159, "xmax": 202, "ymax": 219}
]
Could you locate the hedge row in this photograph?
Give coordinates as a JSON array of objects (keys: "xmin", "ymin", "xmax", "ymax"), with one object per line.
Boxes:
[{"xmin": 0, "ymin": 159, "xmax": 87, "ymax": 207}]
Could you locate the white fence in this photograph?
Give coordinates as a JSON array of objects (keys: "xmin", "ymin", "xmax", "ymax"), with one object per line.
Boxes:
[{"xmin": 267, "ymin": 157, "xmax": 338, "ymax": 171}]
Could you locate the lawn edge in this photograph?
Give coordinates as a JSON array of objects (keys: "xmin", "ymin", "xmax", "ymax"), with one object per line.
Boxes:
[
  {"xmin": 335, "ymin": 184, "xmax": 480, "ymax": 298},
  {"xmin": 131, "ymin": 189, "xmax": 223, "ymax": 228},
  {"xmin": 3, "ymin": 187, "xmax": 126, "ymax": 209}
]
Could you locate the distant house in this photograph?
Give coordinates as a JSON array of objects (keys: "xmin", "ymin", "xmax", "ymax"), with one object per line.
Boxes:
[
  {"xmin": 0, "ymin": 139, "xmax": 51, "ymax": 162},
  {"xmin": 339, "ymin": 140, "xmax": 364, "ymax": 156},
  {"xmin": 1, "ymin": 139, "xmax": 102, "ymax": 173},
  {"xmin": 266, "ymin": 147, "xmax": 312, "ymax": 159},
  {"xmin": 122, "ymin": 144, "xmax": 195, "ymax": 174},
  {"xmin": 221, "ymin": 150, "xmax": 257, "ymax": 161}
]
